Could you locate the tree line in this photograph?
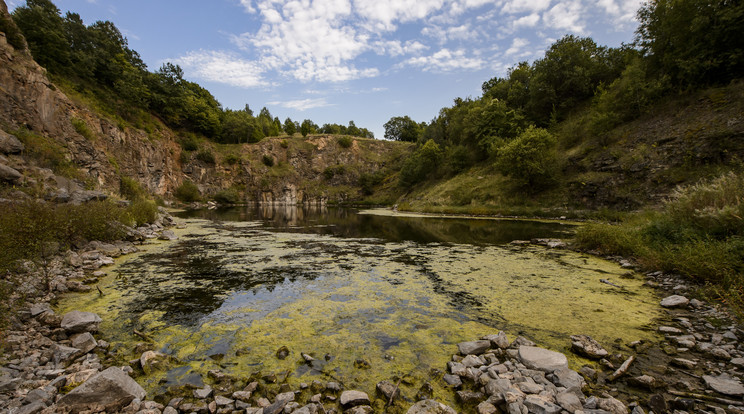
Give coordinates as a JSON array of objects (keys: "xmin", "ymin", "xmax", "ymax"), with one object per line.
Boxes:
[
  {"xmin": 385, "ymin": 0, "xmax": 743, "ymax": 190},
  {"xmin": 10, "ymin": 0, "xmax": 374, "ymax": 142}
]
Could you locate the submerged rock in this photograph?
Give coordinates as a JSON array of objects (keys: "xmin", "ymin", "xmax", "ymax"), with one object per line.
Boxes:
[{"xmin": 57, "ymin": 367, "xmax": 146, "ymax": 412}]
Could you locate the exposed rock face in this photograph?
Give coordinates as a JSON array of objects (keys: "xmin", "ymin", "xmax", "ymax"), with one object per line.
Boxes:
[
  {"xmin": 0, "ymin": 130, "xmax": 24, "ymax": 153},
  {"xmin": 57, "ymin": 367, "xmax": 146, "ymax": 412}
]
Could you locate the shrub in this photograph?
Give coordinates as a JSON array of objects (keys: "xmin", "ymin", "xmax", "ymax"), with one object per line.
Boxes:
[
  {"xmin": 262, "ymin": 154, "xmax": 274, "ymax": 167},
  {"xmin": 280, "ymin": 140, "xmax": 289, "ymax": 149},
  {"xmin": 196, "ymin": 149, "xmax": 216, "ymax": 164},
  {"xmin": 495, "ymin": 126, "xmax": 559, "ymax": 189},
  {"xmin": 120, "ymin": 176, "xmax": 145, "ymax": 201},
  {"xmin": 179, "ymin": 151, "xmax": 191, "ymax": 164},
  {"xmin": 224, "ymin": 153, "xmax": 240, "ymax": 165},
  {"xmin": 126, "ymin": 199, "xmax": 158, "ymax": 226},
  {"xmin": 174, "ymin": 180, "xmax": 201, "ymax": 202},
  {"xmin": 337, "ymin": 136, "xmax": 353, "ymax": 148},
  {"xmin": 214, "ymin": 188, "xmax": 240, "ymax": 204},
  {"xmin": 0, "ymin": 12, "xmax": 25, "ymax": 50},
  {"xmin": 179, "ymin": 136, "xmax": 199, "ymax": 151},
  {"xmin": 323, "ymin": 165, "xmax": 346, "ymax": 180},
  {"xmin": 71, "ymin": 117, "xmax": 96, "ymax": 141},
  {"xmin": 359, "ymin": 171, "xmax": 384, "ymax": 195},
  {"xmin": 399, "ymin": 140, "xmax": 443, "ymax": 188}
]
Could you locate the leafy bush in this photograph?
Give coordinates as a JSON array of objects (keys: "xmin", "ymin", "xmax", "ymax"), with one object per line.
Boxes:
[
  {"xmin": 179, "ymin": 136, "xmax": 199, "ymax": 151},
  {"xmin": 323, "ymin": 165, "xmax": 346, "ymax": 180},
  {"xmin": 0, "ymin": 12, "xmax": 25, "ymax": 50},
  {"xmin": 179, "ymin": 151, "xmax": 191, "ymax": 164},
  {"xmin": 196, "ymin": 149, "xmax": 216, "ymax": 164},
  {"xmin": 126, "ymin": 199, "xmax": 158, "ymax": 226},
  {"xmin": 174, "ymin": 180, "xmax": 201, "ymax": 202},
  {"xmin": 399, "ymin": 140, "xmax": 443, "ymax": 188},
  {"xmin": 359, "ymin": 171, "xmax": 385, "ymax": 195},
  {"xmin": 495, "ymin": 126, "xmax": 559, "ymax": 189},
  {"xmin": 337, "ymin": 136, "xmax": 353, "ymax": 148},
  {"xmin": 280, "ymin": 140, "xmax": 289, "ymax": 149},
  {"xmin": 71, "ymin": 117, "xmax": 96, "ymax": 141},
  {"xmin": 13, "ymin": 128, "xmax": 81, "ymax": 179},
  {"xmin": 223, "ymin": 153, "xmax": 240, "ymax": 165},
  {"xmin": 120, "ymin": 176, "xmax": 145, "ymax": 201},
  {"xmin": 214, "ymin": 188, "xmax": 240, "ymax": 204},
  {"xmin": 262, "ymin": 154, "xmax": 274, "ymax": 167}
]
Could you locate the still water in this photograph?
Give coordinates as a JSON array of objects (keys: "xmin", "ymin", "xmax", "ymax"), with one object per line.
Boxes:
[{"xmin": 57, "ymin": 206, "xmax": 660, "ymax": 406}]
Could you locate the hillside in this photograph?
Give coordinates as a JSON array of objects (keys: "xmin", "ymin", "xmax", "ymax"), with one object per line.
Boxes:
[{"xmin": 0, "ymin": 0, "xmax": 410, "ymax": 206}]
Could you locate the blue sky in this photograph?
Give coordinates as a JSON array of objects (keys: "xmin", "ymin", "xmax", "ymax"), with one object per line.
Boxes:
[{"xmin": 9, "ymin": 0, "xmax": 642, "ymax": 138}]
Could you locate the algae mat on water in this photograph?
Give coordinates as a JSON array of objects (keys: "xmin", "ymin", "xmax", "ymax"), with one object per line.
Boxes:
[{"xmin": 56, "ymin": 215, "xmax": 660, "ymax": 406}]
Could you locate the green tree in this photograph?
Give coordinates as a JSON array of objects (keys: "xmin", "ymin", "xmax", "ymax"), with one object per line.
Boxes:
[
  {"xmin": 384, "ymin": 116, "xmax": 422, "ymax": 142},
  {"xmin": 12, "ymin": 0, "xmax": 70, "ymax": 74},
  {"xmin": 399, "ymin": 140, "xmax": 443, "ymax": 188},
  {"xmin": 496, "ymin": 126, "xmax": 559, "ymax": 189},
  {"xmin": 283, "ymin": 117, "xmax": 297, "ymax": 135},
  {"xmin": 300, "ymin": 119, "xmax": 317, "ymax": 137}
]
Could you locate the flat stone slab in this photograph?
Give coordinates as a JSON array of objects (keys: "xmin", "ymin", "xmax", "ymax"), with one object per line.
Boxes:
[
  {"xmin": 340, "ymin": 390, "xmax": 370, "ymax": 407},
  {"xmin": 60, "ymin": 311, "xmax": 102, "ymax": 333},
  {"xmin": 660, "ymin": 295, "xmax": 689, "ymax": 308},
  {"xmin": 457, "ymin": 340, "xmax": 490, "ymax": 355},
  {"xmin": 703, "ymin": 374, "xmax": 744, "ymax": 396},
  {"xmin": 518, "ymin": 346, "xmax": 568, "ymax": 372},
  {"xmin": 57, "ymin": 367, "xmax": 146, "ymax": 412}
]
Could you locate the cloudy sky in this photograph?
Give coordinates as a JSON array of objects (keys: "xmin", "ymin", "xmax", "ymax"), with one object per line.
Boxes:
[{"xmin": 10, "ymin": 0, "xmax": 642, "ymax": 138}]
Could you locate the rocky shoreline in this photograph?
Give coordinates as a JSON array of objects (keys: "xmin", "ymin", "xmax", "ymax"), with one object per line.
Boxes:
[{"xmin": 1, "ymin": 228, "xmax": 744, "ymax": 414}]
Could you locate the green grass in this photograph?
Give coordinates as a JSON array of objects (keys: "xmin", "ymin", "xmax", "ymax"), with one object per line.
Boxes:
[{"xmin": 71, "ymin": 117, "xmax": 96, "ymax": 141}]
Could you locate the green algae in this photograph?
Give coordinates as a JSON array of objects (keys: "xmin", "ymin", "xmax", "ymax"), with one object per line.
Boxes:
[{"xmin": 55, "ymin": 209, "xmax": 661, "ymax": 410}]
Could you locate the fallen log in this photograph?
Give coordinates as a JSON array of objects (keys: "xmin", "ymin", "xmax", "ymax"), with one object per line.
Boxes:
[{"xmin": 668, "ymin": 389, "xmax": 742, "ymax": 406}]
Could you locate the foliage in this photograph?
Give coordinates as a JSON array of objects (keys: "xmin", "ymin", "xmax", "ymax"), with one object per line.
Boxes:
[
  {"xmin": 359, "ymin": 171, "xmax": 385, "ymax": 195},
  {"xmin": 384, "ymin": 116, "xmax": 422, "ymax": 142},
  {"xmin": 13, "ymin": 127, "xmax": 82, "ymax": 180},
  {"xmin": 179, "ymin": 135, "xmax": 199, "ymax": 151},
  {"xmin": 300, "ymin": 119, "xmax": 318, "ymax": 137},
  {"xmin": 283, "ymin": 117, "xmax": 297, "ymax": 136},
  {"xmin": 119, "ymin": 175, "xmax": 145, "ymax": 200},
  {"xmin": 174, "ymin": 180, "xmax": 201, "ymax": 202},
  {"xmin": 261, "ymin": 154, "xmax": 274, "ymax": 167},
  {"xmin": 213, "ymin": 188, "xmax": 240, "ymax": 204},
  {"xmin": 323, "ymin": 165, "xmax": 346, "ymax": 180},
  {"xmin": 195, "ymin": 149, "xmax": 215, "ymax": 164},
  {"xmin": 337, "ymin": 136, "xmax": 353, "ymax": 148},
  {"xmin": 125, "ymin": 199, "xmax": 158, "ymax": 226},
  {"xmin": 71, "ymin": 117, "xmax": 95, "ymax": 140},
  {"xmin": 223, "ymin": 153, "xmax": 240, "ymax": 165},
  {"xmin": 399, "ymin": 140, "xmax": 443, "ymax": 188},
  {"xmin": 495, "ymin": 126, "xmax": 559, "ymax": 189},
  {"xmin": 636, "ymin": 0, "xmax": 744, "ymax": 87},
  {"xmin": 0, "ymin": 6, "xmax": 26, "ymax": 50},
  {"xmin": 280, "ymin": 139, "xmax": 289, "ymax": 149}
]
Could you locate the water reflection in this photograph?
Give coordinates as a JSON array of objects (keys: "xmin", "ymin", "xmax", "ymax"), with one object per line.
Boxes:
[{"xmin": 177, "ymin": 205, "xmax": 575, "ymax": 245}]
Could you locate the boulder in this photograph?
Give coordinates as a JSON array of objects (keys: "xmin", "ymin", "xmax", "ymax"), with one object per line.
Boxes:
[
  {"xmin": 406, "ymin": 399, "xmax": 457, "ymax": 414},
  {"xmin": 193, "ymin": 385, "xmax": 213, "ymax": 399},
  {"xmin": 703, "ymin": 374, "xmax": 744, "ymax": 396},
  {"xmin": 340, "ymin": 390, "xmax": 370, "ymax": 407},
  {"xmin": 376, "ymin": 380, "xmax": 400, "ymax": 401},
  {"xmin": 60, "ymin": 311, "xmax": 102, "ymax": 333},
  {"xmin": 518, "ymin": 346, "xmax": 568, "ymax": 372},
  {"xmin": 54, "ymin": 344, "xmax": 82, "ymax": 365},
  {"xmin": 556, "ymin": 391, "xmax": 582, "ymax": 412},
  {"xmin": 0, "ymin": 163, "xmax": 22, "ymax": 183},
  {"xmin": 570, "ymin": 335, "xmax": 608, "ymax": 359},
  {"xmin": 457, "ymin": 340, "xmax": 491, "ymax": 355},
  {"xmin": 71, "ymin": 332, "xmax": 98, "ymax": 354},
  {"xmin": 158, "ymin": 230, "xmax": 178, "ymax": 241},
  {"xmin": 140, "ymin": 350, "xmax": 169, "ymax": 375},
  {"xmin": 660, "ymin": 295, "xmax": 689, "ymax": 308},
  {"xmin": 57, "ymin": 367, "xmax": 146, "ymax": 412},
  {"xmin": 524, "ymin": 395, "xmax": 562, "ymax": 414},
  {"xmin": 483, "ymin": 332, "xmax": 509, "ymax": 349},
  {"xmin": 0, "ymin": 130, "xmax": 25, "ymax": 154},
  {"xmin": 597, "ymin": 397, "xmax": 628, "ymax": 414}
]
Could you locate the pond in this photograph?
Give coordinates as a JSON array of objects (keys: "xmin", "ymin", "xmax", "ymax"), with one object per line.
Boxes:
[{"xmin": 57, "ymin": 205, "xmax": 661, "ymax": 408}]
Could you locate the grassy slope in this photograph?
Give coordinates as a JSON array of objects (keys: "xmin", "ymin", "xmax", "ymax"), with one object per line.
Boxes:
[{"xmin": 400, "ymin": 80, "xmax": 744, "ymax": 217}]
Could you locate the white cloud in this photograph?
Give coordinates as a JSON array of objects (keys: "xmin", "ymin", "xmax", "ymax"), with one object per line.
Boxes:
[
  {"xmin": 505, "ymin": 37, "xmax": 529, "ymax": 55},
  {"xmin": 267, "ymin": 98, "xmax": 334, "ymax": 111},
  {"xmin": 404, "ymin": 48, "xmax": 485, "ymax": 72},
  {"xmin": 512, "ymin": 13, "xmax": 540, "ymax": 29},
  {"xmin": 354, "ymin": 0, "xmax": 445, "ymax": 31},
  {"xmin": 374, "ymin": 40, "xmax": 429, "ymax": 57},
  {"xmin": 598, "ymin": 0, "xmax": 641, "ymax": 25},
  {"xmin": 501, "ymin": 0, "xmax": 552, "ymax": 14},
  {"xmin": 543, "ymin": 0, "xmax": 585, "ymax": 33},
  {"xmin": 172, "ymin": 50, "xmax": 268, "ymax": 88},
  {"xmin": 239, "ymin": 0, "xmax": 256, "ymax": 13}
]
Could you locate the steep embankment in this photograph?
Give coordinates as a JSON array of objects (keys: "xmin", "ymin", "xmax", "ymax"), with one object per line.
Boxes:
[
  {"xmin": 400, "ymin": 81, "xmax": 744, "ymax": 214},
  {"xmin": 0, "ymin": 0, "xmax": 409, "ymax": 204}
]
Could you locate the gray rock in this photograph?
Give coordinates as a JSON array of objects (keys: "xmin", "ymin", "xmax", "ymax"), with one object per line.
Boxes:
[
  {"xmin": 550, "ymin": 368, "xmax": 585, "ymax": 392},
  {"xmin": 23, "ymin": 388, "xmax": 53, "ymax": 405},
  {"xmin": 140, "ymin": 350, "xmax": 169, "ymax": 374},
  {"xmin": 671, "ymin": 358, "xmax": 697, "ymax": 369},
  {"xmin": 456, "ymin": 390, "xmax": 485, "ymax": 405},
  {"xmin": 483, "ymin": 332, "xmax": 510, "ymax": 349},
  {"xmin": 0, "ymin": 374, "xmax": 22, "ymax": 392},
  {"xmin": 275, "ymin": 391, "xmax": 295, "ymax": 402},
  {"xmin": 15, "ymin": 401, "xmax": 46, "ymax": 414},
  {"xmin": 570, "ymin": 335, "xmax": 608, "ymax": 359},
  {"xmin": 658, "ymin": 326, "xmax": 683, "ymax": 334},
  {"xmin": 71, "ymin": 332, "xmax": 98, "ymax": 354},
  {"xmin": 163, "ymin": 407, "xmax": 178, "ymax": 414},
  {"xmin": 57, "ymin": 367, "xmax": 146, "ymax": 412},
  {"xmin": 60, "ymin": 310, "xmax": 102, "ymax": 333},
  {"xmin": 731, "ymin": 357, "xmax": 744, "ymax": 368},
  {"xmin": 54, "ymin": 344, "xmax": 82, "ymax": 364},
  {"xmin": 524, "ymin": 395, "xmax": 562, "ymax": 414},
  {"xmin": 376, "ymin": 380, "xmax": 400, "ymax": 400},
  {"xmin": 158, "ymin": 230, "xmax": 178, "ymax": 240},
  {"xmin": 232, "ymin": 390, "xmax": 252, "ymax": 402},
  {"xmin": 263, "ymin": 398, "xmax": 289, "ymax": 414},
  {"xmin": 461, "ymin": 354, "xmax": 484, "ymax": 367},
  {"xmin": 518, "ymin": 346, "xmax": 568, "ymax": 372},
  {"xmin": 214, "ymin": 395, "xmax": 234, "ymax": 406},
  {"xmin": 442, "ymin": 374, "xmax": 462, "ymax": 388},
  {"xmin": 0, "ymin": 163, "xmax": 22, "ymax": 183},
  {"xmin": 556, "ymin": 391, "xmax": 582, "ymax": 412},
  {"xmin": 29, "ymin": 302, "xmax": 52, "ymax": 317},
  {"xmin": 346, "ymin": 406, "xmax": 374, "ymax": 414},
  {"xmin": 340, "ymin": 390, "xmax": 370, "ymax": 407},
  {"xmin": 476, "ymin": 401, "xmax": 498, "ymax": 414},
  {"xmin": 703, "ymin": 374, "xmax": 744, "ymax": 396},
  {"xmin": 597, "ymin": 397, "xmax": 627, "ymax": 414},
  {"xmin": 458, "ymin": 340, "xmax": 491, "ymax": 355},
  {"xmin": 660, "ymin": 295, "xmax": 689, "ymax": 308},
  {"xmin": 0, "ymin": 130, "xmax": 24, "ymax": 154},
  {"xmin": 193, "ymin": 385, "xmax": 213, "ymax": 399},
  {"xmin": 406, "ymin": 399, "xmax": 457, "ymax": 414}
]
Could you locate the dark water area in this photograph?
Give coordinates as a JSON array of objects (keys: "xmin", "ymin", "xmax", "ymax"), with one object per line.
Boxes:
[{"xmin": 176, "ymin": 205, "xmax": 576, "ymax": 245}]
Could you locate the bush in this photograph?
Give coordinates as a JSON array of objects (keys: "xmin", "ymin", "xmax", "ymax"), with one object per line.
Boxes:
[
  {"xmin": 224, "ymin": 153, "xmax": 240, "ymax": 165},
  {"xmin": 126, "ymin": 199, "xmax": 158, "ymax": 226},
  {"xmin": 120, "ymin": 176, "xmax": 145, "ymax": 201},
  {"xmin": 280, "ymin": 140, "xmax": 289, "ymax": 149},
  {"xmin": 71, "ymin": 117, "xmax": 96, "ymax": 141},
  {"xmin": 196, "ymin": 149, "xmax": 216, "ymax": 164},
  {"xmin": 174, "ymin": 180, "xmax": 201, "ymax": 202},
  {"xmin": 0, "ymin": 12, "xmax": 25, "ymax": 50},
  {"xmin": 399, "ymin": 140, "xmax": 443, "ymax": 188},
  {"xmin": 179, "ymin": 136, "xmax": 199, "ymax": 151},
  {"xmin": 179, "ymin": 151, "xmax": 191, "ymax": 164},
  {"xmin": 323, "ymin": 165, "xmax": 346, "ymax": 180},
  {"xmin": 495, "ymin": 126, "xmax": 559, "ymax": 189},
  {"xmin": 359, "ymin": 171, "xmax": 384, "ymax": 195},
  {"xmin": 262, "ymin": 154, "xmax": 274, "ymax": 167},
  {"xmin": 214, "ymin": 188, "xmax": 240, "ymax": 204},
  {"xmin": 337, "ymin": 136, "xmax": 353, "ymax": 148}
]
